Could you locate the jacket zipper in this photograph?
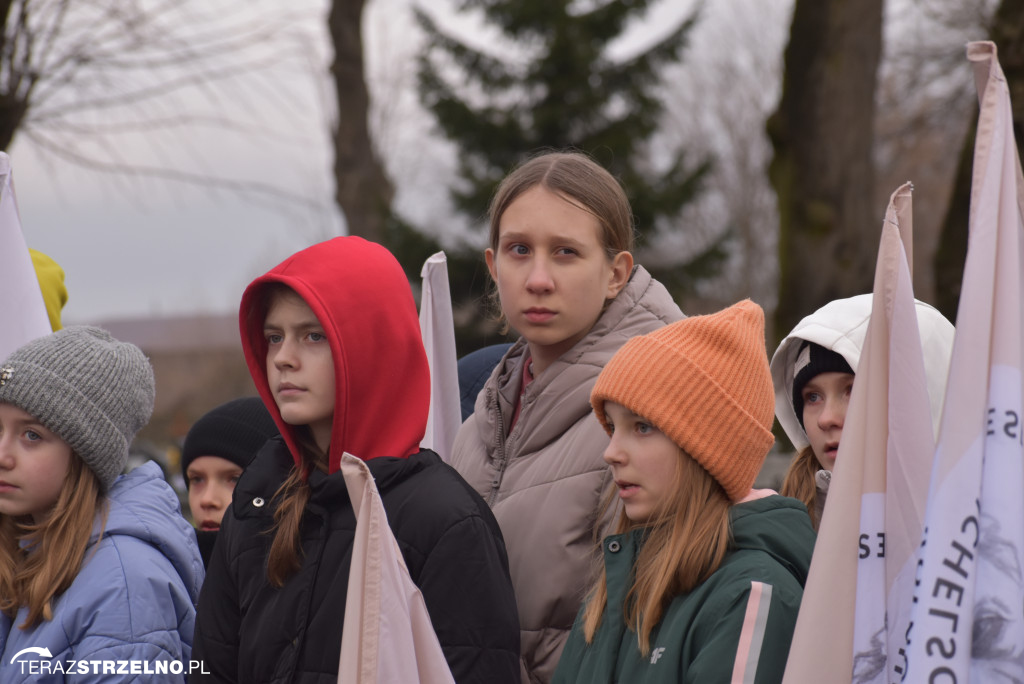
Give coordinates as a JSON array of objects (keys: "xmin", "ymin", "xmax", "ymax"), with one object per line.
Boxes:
[
  {"xmin": 286, "ymin": 508, "xmax": 330, "ymax": 683},
  {"xmin": 487, "ymin": 386, "xmax": 509, "ymax": 507}
]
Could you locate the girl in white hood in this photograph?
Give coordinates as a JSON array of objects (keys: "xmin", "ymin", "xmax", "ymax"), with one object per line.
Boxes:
[{"xmin": 769, "ymin": 294, "xmax": 955, "ymax": 529}]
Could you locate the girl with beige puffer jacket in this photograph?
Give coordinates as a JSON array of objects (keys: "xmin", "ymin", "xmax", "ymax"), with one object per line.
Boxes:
[{"xmin": 450, "ymin": 150, "xmax": 684, "ymax": 684}]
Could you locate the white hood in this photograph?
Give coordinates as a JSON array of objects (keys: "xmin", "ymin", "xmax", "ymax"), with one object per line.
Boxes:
[{"xmin": 770, "ymin": 294, "xmax": 955, "ymax": 451}]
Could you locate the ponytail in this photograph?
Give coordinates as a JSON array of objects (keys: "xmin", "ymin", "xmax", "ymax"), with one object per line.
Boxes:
[{"xmin": 265, "ymin": 429, "xmax": 327, "ymax": 587}]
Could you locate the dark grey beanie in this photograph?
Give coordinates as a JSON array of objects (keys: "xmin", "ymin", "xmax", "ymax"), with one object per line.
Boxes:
[
  {"xmin": 791, "ymin": 341, "xmax": 855, "ymax": 429},
  {"xmin": 0, "ymin": 326, "xmax": 155, "ymax": 490},
  {"xmin": 181, "ymin": 396, "xmax": 278, "ymax": 486}
]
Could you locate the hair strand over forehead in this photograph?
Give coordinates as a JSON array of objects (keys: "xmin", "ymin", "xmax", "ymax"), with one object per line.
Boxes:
[{"xmin": 488, "ymin": 150, "xmax": 635, "ymax": 258}]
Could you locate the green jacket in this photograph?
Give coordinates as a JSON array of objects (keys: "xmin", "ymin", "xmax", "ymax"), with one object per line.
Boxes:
[{"xmin": 553, "ymin": 495, "xmax": 815, "ymax": 684}]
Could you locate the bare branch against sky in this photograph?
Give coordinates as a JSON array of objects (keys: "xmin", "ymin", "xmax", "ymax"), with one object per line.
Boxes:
[{"xmin": 12, "ymin": 0, "xmax": 989, "ymax": 326}]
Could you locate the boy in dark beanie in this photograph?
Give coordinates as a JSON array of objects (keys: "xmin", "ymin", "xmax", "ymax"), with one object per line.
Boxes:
[{"xmin": 182, "ymin": 396, "xmax": 278, "ymax": 566}]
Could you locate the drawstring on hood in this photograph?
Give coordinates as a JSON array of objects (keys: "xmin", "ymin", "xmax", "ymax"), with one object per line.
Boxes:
[{"xmin": 239, "ymin": 236, "xmax": 430, "ymax": 473}]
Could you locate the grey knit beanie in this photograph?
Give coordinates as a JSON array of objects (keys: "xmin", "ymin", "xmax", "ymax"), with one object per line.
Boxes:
[{"xmin": 0, "ymin": 326, "xmax": 155, "ymax": 490}]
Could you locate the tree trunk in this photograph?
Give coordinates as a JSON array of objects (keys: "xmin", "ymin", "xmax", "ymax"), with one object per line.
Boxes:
[
  {"xmin": 933, "ymin": 0, "xmax": 1024, "ymax": 320},
  {"xmin": 767, "ymin": 0, "xmax": 884, "ymax": 341},
  {"xmin": 329, "ymin": 0, "xmax": 393, "ymax": 242},
  {"xmin": 0, "ymin": 0, "xmax": 30, "ymax": 150},
  {"xmin": 0, "ymin": 96, "xmax": 28, "ymax": 150}
]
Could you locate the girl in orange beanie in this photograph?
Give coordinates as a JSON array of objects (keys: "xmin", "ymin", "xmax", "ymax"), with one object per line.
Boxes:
[{"xmin": 553, "ymin": 300, "xmax": 816, "ymax": 684}]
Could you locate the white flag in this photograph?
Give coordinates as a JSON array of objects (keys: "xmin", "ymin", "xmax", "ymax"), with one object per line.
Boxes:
[
  {"xmin": 903, "ymin": 41, "xmax": 1024, "ymax": 683},
  {"xmin": 337, "ymin": 453, "xmax": 456, "ymax": 684},
  {"xmin": 418, "ymin": 252, "xmax": 462, "ymax": 462},
  {"xmin": 783, "ymin": 183, "xmax": 938, "ymax": 683},
  {"xmin": 0, "ymin": 152, "xmax": 50, "ymax": 359}
]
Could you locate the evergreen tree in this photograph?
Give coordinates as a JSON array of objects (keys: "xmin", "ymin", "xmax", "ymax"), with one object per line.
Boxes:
[{"xmin": 415, "ymin": 0, "xmax": 723, "ymax": 304}]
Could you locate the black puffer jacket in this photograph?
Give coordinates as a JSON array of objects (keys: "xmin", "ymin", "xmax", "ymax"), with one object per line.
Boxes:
[{"xmin": 193, "ymin": 438, "xmax": 520, "ymax": 684}]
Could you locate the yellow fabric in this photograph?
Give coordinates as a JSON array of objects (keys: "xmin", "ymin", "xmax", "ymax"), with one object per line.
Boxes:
[
  {"xmin": 29, "ymin": 248, "xmax": 67, "ymax": 331},
  {"xmin": 591, "ymin": 299, "xmax": 775, "ymax": 502}
]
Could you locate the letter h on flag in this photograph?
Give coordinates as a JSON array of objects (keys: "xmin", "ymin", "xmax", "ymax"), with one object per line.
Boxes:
[{"xmin": 903, "ymin": 42, "xmax": 1024, "ymax": 683}]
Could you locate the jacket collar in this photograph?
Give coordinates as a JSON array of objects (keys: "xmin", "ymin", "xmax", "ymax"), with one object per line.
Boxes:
[
  {"xmin": 476, "ymin": 266, "xmax": 682, "ymax": 456},
  {"xmin": 232, "ymin": 437, "xmax": 440, "ymax": 517}
]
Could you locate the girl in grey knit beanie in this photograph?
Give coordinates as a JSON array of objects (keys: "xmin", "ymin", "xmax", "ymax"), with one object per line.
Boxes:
[
  {"xmin": 0, "ymin": 326, "xmax": 155, "ymax": 492},
  {"xmin": 0, "ymin": 327, "xmax": 202, "ymax": 675}
]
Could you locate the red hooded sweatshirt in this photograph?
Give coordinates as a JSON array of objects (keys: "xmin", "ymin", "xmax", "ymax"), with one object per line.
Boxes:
[
  {"xmin": 195, "ymin": 237, "xmax": 520, "ymax": 684},
  {"xmin": 238, "ymin": 235, "xmax": 430, "ymax": 472}
]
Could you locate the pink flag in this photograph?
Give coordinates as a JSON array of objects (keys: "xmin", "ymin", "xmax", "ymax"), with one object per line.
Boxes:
[
  {"xmin": 784, "ymin": 182, "xmax": 940, "ymax": 683},
  {"xmin": 0, "ymin": 152, "xmax": 50, "ymax": 359},
  {"xmin": 903, "ymin": 41, "xmax": 1024, "ymax": 682},
  {"xmin": 337, "ymin": 453, "xmax": 456, "ymax": 684},
  {"xmin": 419, "ymin": 252, "xmax": 461, "ymax": 462}
]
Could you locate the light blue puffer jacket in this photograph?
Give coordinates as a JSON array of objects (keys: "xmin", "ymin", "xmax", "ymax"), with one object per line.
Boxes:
[{"xmin": 0, "ymin": 461, "xmax": 204, "ymax": 683}]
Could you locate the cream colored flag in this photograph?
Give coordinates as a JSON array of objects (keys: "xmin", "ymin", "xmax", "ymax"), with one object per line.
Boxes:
[
  {"xmin": 783, "ymin": 182, "xmax": 938, "ymax": 684},
  {"xmin": 337, "ymin": 453, "xmax": 456, "ymax": 684},
  {"xmin": 903, "ymin": 41, "xmax": 1024, "ymax": 682},
  {"xmin": 419, "ymin": 252, "xmax": 462, "ymax": 461},
  {"xmin": 0, "ymin": 152, "xmax": 50, "ymax": 359}
]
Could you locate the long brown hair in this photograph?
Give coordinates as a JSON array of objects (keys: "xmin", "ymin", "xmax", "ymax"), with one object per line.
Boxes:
[
  {"xmin": 255, "ymin": 284, "xmax": 333, "ymax": 587},
  {"xmin": 582, "ymin": 450, "xmax": 732, "ymax": 655},
  {"xmin": 0, "ymin": 455, "xmax": 104, "ymax": 628},
  {"xmin": 780, "ymin": 446, "xmax": 821, "ymax": 529},
  {"xmin": 265, "ymin": 430, "xmax": 327, "ymax": 587}
]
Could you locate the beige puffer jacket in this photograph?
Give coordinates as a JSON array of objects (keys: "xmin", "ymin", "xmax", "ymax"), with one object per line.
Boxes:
[{"xmin": 451, "ymin": 266, "xmax": 684, "ymax": 684}]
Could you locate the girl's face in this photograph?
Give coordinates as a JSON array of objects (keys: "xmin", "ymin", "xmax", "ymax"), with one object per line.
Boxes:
[
  {"xmin": 801, "ymin": 371, "xmax": 855, "ymax": 471},
  {"xmin": 0, "ymin": 403, "xmax": 72, "ymax": 523},
  {"xmin": 601, "ymin": 401, "xmax": 680, "ymax": 524},
  {"xmin": 264, "ymin": 291, "xmax": 336, "ymax": 454},
  {"xmin": 486, "ymin": 186, "xmax": 632, "ymax": 375},
  {"xmin": 187, "ymin": 455, "xmax": 243, "ymax": 531}
]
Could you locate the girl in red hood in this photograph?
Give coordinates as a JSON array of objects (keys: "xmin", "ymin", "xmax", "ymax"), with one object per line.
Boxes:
[{"xmin": 192, "ymin": 236, "xmax": 520, "ymax": 684}]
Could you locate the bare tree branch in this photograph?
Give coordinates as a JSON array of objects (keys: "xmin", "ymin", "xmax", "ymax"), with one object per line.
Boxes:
[{"xmin": 1, "ymin": 0, "xmax": 327, "ymax": 215}]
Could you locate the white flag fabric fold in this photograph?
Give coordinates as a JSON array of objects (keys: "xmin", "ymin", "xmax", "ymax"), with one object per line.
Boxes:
[
  {"xmin": 418, "ymin": 252, "xmax": 462, "ymax": 461},
  {"xmin": 337, "ymin": 452, "xmax": 456, "ymax": 684},
  {"xmin": 903, "ymin": 41, "xmax": 1024, "ymax": 683},
  {"xmin": 0, "ymin": 152, "xmax": 51, "ymax": 360},
  {"xmin": 784, "ymin": 182, "xmax": 938, "ymax": 684}
]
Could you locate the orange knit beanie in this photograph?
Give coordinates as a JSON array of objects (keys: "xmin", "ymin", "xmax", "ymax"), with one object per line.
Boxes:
[{"xmin": 591, "ymin": 299, "xmax": 775, "ymax": 502}]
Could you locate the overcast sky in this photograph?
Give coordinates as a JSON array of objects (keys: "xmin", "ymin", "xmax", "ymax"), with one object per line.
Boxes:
[
  {"xmin": 13, "ymin": 0, "xmax": 340, "ymax": 325},
  {"xmin": 10, "ymin": 0, "xmax": 771, "ymax": 325}
]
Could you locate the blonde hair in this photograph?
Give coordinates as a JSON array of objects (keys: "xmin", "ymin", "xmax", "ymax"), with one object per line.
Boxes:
[
  {"xmin": 0, "ymin": 455, "xmax": 104, "ymax": 628},
  {"xmin": 780, "ymin": 446, "xmax": 821, "ymax": 530},
  {"xmin": 582, "ymin": 450, "xmax": 731, "ymax": 655}
]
